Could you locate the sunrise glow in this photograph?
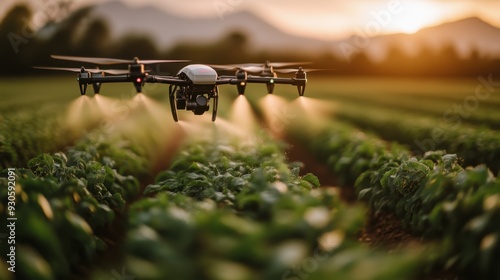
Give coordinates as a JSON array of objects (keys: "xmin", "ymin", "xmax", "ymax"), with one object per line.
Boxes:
[{"xmin": 387, "ymin": 1, "xmax": 445, "ymax": 34}]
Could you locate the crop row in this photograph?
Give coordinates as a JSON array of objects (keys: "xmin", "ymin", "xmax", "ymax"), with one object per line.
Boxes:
[
  {"xmin": 333, "ymin": 105, "xmax": 500, "ymax": 175},
  {"xmin": 124, "ymin": 135, "xmax": 424, "ymax": 280},
  {"xmin": 0, "ymin": 139, "xmax": 144, "ymax": 280},
  {"xmin": 290, "ymin": 120, "xmax": 500, "ymax": 278},
  {"xmin": 326, "ymin": 93, "xmax": 500, "ymax": 129},
  {"xmin": 0, "ymin": 109, "xmax": 75, "ymax": 169}
]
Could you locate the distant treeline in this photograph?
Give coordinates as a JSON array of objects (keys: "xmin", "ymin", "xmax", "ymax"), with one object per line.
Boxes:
[{"xmin": 1, "ymin": 4, "xmax": 499, "ymax": 77}]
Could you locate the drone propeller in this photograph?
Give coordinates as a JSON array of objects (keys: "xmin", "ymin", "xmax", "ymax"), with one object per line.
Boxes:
[
  {"xmin": 209, "ymin": 65, "xmax": 267, "ymax": 74},
  {"xmin": 51, "ymin": 55, "xmax": 189, "ymax": 65},
  {"xmin": 274, "ymin": 68, "xmax": 335, "ymax": 74},
  {"xmin": 34, "ymin": 66, "xmax": 129, "ymax": 75},
  {"xmin": 264, "ymin": 62, "xmax": 312, "ymax": 68},
  {"xmin": 209, "ymin": 62, "xmax": 313, "ymax": 73},
  {"xmin": 225, "ymin": 62, "xmax": 312, "ymax": 68}
]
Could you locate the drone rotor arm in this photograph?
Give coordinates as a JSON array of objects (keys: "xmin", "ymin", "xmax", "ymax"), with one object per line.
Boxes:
[
  {"xmin": 145, "ymin": 75, "xmax": 190, "ymax": 86},
  {"xmin": 77, "ymin": 75, "xmax": 131, "ymax": 84},
  {"xmin": 243, "ymin": 76, "xmax": 303, "ymax": 85},
  {"xmin": 215, "ymin": 78, "xmax": 233, "ymax": 85}
]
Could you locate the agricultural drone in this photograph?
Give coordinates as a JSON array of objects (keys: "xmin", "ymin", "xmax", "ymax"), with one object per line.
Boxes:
[{"xmin": 36, "ymin": 55, "xmax": 315, "ymax": 122}]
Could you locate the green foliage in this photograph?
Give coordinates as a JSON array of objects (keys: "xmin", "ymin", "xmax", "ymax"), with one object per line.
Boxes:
[
  {"xmin": 145, "ymin": 139, "xmax": 318, "ymax": 214},
  {"xmin": 70, "ymin": 139, "xmax": 150, "ymax": 182},
  {"xmin": 127, "ymin": 137, "xmax": 423, "ymax": 279},
  {"xmin": 0, "ymin": 110, "xmax": 74, "ymax": 169},
  {"xmin": 294, "ymin": 120, "xmax": 500, "ymax": 278},
  {"xmin": 335, "ymin": 106, "xmax": 500, "ymax": 174},
  {"xmin": 0, "ymin": 143, "xmax": 140, "ymax": 279}
]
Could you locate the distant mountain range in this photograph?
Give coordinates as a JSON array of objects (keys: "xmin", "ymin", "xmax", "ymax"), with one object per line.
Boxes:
[
  {"xmin": 94, "ymin": 1, "xmax": 500, "ymax": 60},
  {"xmin": 358, "ymin": 17, "xmax": 500, "ymax": 61}
]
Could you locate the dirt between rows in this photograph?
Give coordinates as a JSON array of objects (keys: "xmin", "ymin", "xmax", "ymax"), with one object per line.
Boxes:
[
  {"xmin": 284, "ymin": 139, "xmax": 460, "ymax": 280},
  {"xmin": 283, "ymin": 139, "xmax": 417, "ymax": 246}
]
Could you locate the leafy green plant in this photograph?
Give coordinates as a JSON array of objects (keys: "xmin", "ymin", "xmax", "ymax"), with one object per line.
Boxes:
[
  {"xmin": 125, "ymin": 136, "xmax": 424, "ymax": 280},
  {"xmin": 291, "ymin": 120, "xmax": 500, "ymax": 278},
  {"xmin": 335, "ymin": 106, "xmax": 500, "ymax": 174},
  {"xmin": 0, "ymin": 110, "xmax": 75, "ymax": 169},
  {"xmin": 0, "ymin": 144, "xmax": 140, "ymax": 279}
]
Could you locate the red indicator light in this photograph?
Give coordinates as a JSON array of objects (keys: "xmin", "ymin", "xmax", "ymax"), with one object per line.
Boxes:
[{"xmin": 136, "ymin": 78, "xmax": 142, "ymax": 83}]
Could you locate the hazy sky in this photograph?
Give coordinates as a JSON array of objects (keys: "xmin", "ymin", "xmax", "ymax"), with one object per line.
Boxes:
[{"xmin": 2, "ymin": 0, "xmax": 500, "ymax": 39}]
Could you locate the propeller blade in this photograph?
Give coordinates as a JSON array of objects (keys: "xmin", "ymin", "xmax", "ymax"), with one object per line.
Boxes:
[
  {"xmin": 34, "ymin": 66, "xmax": 86, "ymax": 72},
  {"xmin": 51, "ymin": 55, "xmax": 189, "ymax": 65},
  {"xmin": 100, "ymin": 69, "xmax": 130, "ymax": 75},
  {"xmin": 208, "ymin": 64, "xmax": 263, "ymax": 73},
  {"xmin": 207, "ymin": 64, "xmax": 241, "ymax": 70},
  {"xmin": 51, "ymin": 55, "xmax": 131, "ymax": 65},
  {"xmin": 34, "ymin": 66, "xmax": 129, "ymax": 75},
  {"xmin": 225, "ymin": 62, "xmax": 311, "ymax": 68},
  {"xmin": 268, "ymin": 62, "xmax": 312, "ymax": 68},
  {"xmin": 274, "ymin": 68, "xmax": 335, "ymax": 73},
  {"xmin": 241, "ymin": 66, "xmax": 263, "ymax": 73},
  {"xmin": 139, "ymin": 59, "xmax": 190, "ymax": 64}
]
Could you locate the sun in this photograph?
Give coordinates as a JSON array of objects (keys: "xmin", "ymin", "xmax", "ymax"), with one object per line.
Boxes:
[{"xmin": 390, "ymin": 1, "xmax": 444, "ymax": 34}]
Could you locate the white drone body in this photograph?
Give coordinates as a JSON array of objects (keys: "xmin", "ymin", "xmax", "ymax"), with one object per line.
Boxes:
[{"xmin": 178, "ymin": 64, "xmax": 218, "ymax": 85}]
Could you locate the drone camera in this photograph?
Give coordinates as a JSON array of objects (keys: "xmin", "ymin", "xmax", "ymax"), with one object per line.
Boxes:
[
  {"xmin": 186, "ymin": 94, "xmax": 210, "ymax": 115},
  {"xmin": 176, "ymin": 97, "xmax": 186, "ymax": 109}
]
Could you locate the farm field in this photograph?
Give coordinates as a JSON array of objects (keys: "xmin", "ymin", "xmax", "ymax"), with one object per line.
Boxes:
[{"xmin": 1, "ymin": 75, "xmax": 500, "ymax": 280}]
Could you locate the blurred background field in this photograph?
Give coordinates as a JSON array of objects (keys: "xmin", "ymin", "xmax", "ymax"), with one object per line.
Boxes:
[{"xmin": 1, "ymin": 1, "xmax": 500, "ymax": 280}]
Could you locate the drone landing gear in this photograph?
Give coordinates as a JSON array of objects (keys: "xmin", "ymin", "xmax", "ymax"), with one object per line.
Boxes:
[
  {"xmin": 212, "ymin": 86, "xmax": 219, "ymax": 122},
  {"xmin": 169, "ymin": 84, "xmax": 178, "ymax": 122}
]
